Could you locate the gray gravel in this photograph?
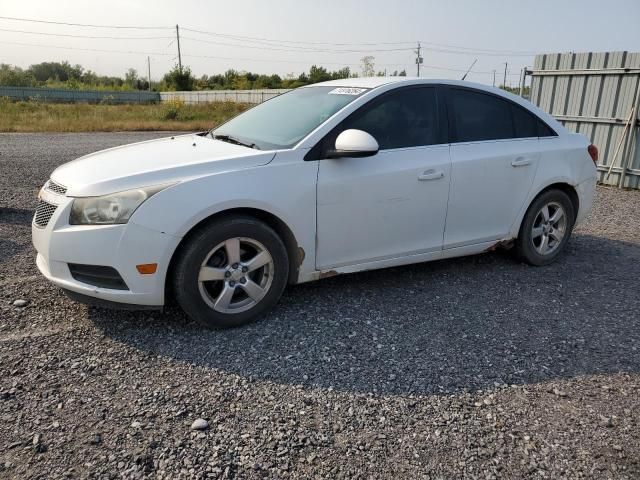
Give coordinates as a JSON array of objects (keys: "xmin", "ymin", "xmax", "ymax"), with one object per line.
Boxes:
[{"xmin": 1, "ymin": 132, "xmax": 640, "ymax": 479}]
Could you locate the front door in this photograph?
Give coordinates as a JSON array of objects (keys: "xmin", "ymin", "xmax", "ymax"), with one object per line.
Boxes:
[{"xmin": 315, "ymin": 86, "xmax": 451, "ymax": 269}]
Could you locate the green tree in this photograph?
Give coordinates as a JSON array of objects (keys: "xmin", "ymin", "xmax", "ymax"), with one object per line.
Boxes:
[
  {"xmin": 331, "ymin": 67, "xmax": 351, "ymax": 80},
  {"xmin": 233, "ymin": 74, "xmax": 252, "ymax": 90},
  {"xmin": 360, "ymin": 56, "xmax": 375, "ymax": 77},
  {"xmin": 224, "ymin": 69, "xmax": 240, "ymax": 89},
  {"xmin": 0, "ymin": 64, "xmax": 34, "ymax": 86},
  {"xmin": 308, "ymin": 65, "xmax": 331, "ymax": 84},
  {"xmin": 125, "ymin": 68, "xmax": 139, "ymax": 89},
  {"xmin": 28, "ymin": 61, "xmax": 83, "ymax": 83},
  {"xmin": 162, "ymin": 65, "xmax": 195, "ymax": 91}
]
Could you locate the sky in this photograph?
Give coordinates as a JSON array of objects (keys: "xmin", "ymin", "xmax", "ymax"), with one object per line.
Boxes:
[{"xmin": 1, "ymin": 0, "xmax": 639, "ymax": 86}]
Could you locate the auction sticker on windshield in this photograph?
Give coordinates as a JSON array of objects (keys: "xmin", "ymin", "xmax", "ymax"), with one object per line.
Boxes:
[{"xmin": 328, "ymin": 87, "xmax": 369, "ymax": 95}]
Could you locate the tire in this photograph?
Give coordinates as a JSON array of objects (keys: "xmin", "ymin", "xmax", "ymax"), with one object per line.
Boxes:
[
  {"xmin": 172, "ymin": 216, "xmax": 289, "ymax": 328},
  {"xmin": 515, "ymin": 189, "xmax": 575, "ymax": 266}
]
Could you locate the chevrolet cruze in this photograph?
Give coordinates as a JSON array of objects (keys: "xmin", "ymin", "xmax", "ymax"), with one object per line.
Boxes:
[{"xmin": 33, "ymin": 78, "xmax": 598, "ymax": 328}]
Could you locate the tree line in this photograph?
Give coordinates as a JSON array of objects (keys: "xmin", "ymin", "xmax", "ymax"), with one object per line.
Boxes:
[
  {"xmin": 0, "ymin": 62, "xmax": 150, "ymax": 91},
  {"xmin": 0, "ymin": 59, "xmax": 407, "ymax": 92}
]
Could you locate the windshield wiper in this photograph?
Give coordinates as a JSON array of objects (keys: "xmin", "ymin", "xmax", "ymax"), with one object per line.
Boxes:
[{"xmin": 212, "ymin": 134, "xmax": 259, "ymax": 150}]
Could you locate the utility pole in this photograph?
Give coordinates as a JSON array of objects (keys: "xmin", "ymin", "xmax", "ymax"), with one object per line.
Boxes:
[
  {"xmin": 503, "ymin": 62, "xmax": 508, "ymax": 89},
  {"xmin": 415, "ymin": 42, "xmax": 422, "ymax": 77},
  {"xmin": 492, "ymin": 70, "xmax": 496, "ymax": 87},
  {"xmin": 176, "ymin": 24, "xmax": 182, "ymax": 71},
  {"xmin": 519, "ymin": 68, "xmax": 524, "ymax": 97},
  {"xmin": 147, "ymin": 56, "xmax": 151, "ymax": 91}
]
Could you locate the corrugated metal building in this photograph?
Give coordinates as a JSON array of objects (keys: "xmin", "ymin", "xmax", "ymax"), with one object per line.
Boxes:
[{"xmin": 529, "ymin": 51, "xmax": 640, "ymax": 189}]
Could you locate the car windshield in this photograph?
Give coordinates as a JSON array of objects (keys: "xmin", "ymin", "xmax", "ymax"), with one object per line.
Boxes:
[{"xmin": 210, "ymin": 86, "xmax": 368, "ymax": 150}]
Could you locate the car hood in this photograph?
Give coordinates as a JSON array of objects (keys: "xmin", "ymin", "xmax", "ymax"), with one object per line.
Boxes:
[{"xmin": 51, "ymin": 134, "xmax": 276, "ymax": 197}]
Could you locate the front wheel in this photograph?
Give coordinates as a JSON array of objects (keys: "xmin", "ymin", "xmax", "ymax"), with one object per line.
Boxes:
[
  {"xmin": 515, "ymin": 189, "xmax": 575, "ymax": 266},
  {"xmin": 172, "ymin": 216, "xmax": 289, "ymax": 328}
]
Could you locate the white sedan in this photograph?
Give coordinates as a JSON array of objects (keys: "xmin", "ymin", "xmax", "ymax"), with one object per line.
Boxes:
[{"xmin": 33, "ymin": 78, "xmax": 598, "ymax": 328}]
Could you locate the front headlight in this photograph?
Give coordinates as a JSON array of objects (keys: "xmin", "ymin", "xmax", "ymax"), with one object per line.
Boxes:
[{"xmin": 69, "ymin": 184, "xmax": 171, "ymax": 225}]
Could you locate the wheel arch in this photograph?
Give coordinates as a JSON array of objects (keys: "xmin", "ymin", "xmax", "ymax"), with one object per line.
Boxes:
[
  {"xmin": 165, "ymin": 207, "xmax": 302, "ymax": 300},
  {"xmin": 514, "ymin": 181, "xmax": 580, "ymax": 239},
  {"xmin": 532, "ymin": 182, "xmax": 580, "ymax": 222}
]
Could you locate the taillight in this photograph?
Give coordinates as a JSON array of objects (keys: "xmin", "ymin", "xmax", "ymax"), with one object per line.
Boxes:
[{"xmin": 588, "ymin": 144, "xmax": 598, "ymax": 164}]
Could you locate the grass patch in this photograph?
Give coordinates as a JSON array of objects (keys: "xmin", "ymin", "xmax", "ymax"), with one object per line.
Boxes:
[{"xmin": 0, "ymin": 98, "xmax": 249, "ymax": 132}]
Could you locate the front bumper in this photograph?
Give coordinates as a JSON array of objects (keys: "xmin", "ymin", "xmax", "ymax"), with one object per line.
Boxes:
[{"xmin": 32, "ymin": 194, "xmax": 181, "ymax": 306}]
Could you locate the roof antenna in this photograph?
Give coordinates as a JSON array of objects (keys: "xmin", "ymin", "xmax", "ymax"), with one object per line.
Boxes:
[{"xmin": 461, "ymin": 59, "xmax": 478, "ymax": 81}]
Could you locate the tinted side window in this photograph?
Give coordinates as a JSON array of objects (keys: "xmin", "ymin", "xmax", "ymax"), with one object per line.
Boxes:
[
  {"xmin": 341, "ymin": 87, "xmax": 439, "ymax": 150},
  {"xmin": 449, "ymin": 88, "xmax": 514, "ymax": 142},
  {"xmin": 511, "ymin": 105, "xmax": 538, "ymax": 138},
  {"xmin": 537, "ymin": 120, "xmax": 556, "ymax": 137}
]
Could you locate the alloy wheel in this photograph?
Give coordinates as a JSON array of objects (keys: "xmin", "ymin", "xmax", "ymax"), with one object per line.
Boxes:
[
  {"xmin": 531, "ymin": 201, "xmax": 567, "ymax": 256},
  {"xmin": 197, "ymin": 237, "xmax": 274, "ymax": 314}
]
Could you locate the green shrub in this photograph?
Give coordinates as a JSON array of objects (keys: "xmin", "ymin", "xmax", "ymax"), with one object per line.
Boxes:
[
  {"xmin": 100, "ymin": 94, "xmax": 116, "ymax": 105},
  {"xmin": 160, "ymin": 98, "xmax": 185, "ymax": 120}
]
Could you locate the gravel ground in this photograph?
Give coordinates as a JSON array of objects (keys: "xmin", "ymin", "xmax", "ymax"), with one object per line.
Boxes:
[{"xmin": 1, "ymin": 132, "xmax": 639, "ymax": 479}]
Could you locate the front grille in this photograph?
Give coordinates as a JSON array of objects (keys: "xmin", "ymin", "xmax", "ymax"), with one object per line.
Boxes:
[
  {"xmin": 34, "ymin": 200, "xmax": 58, "ymax": 228},
  {"xmin": 46, "ymin": 180, "xmax": 67, "ymax": 196},
  {"xmin": 68, "ymin": 264, "xmax": 129, "ymax": 290}
]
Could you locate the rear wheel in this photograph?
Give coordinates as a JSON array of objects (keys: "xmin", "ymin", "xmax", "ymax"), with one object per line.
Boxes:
[
  {"xmin": 515, "ymin": 189, "xmax": 575, "ymax": 266},
  {"xmin": 172, "ymin": 216, "xmax": 289, "ymax": 328}
]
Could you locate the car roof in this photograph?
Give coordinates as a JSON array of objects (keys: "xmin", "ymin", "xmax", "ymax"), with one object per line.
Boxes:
[
  {"xmin": 305, "ymin": 76, "xmax": 499, "ymax": 93},
  {"xmin": 305, "ymin": 76, "xmax": 413, "ymax": 88}
]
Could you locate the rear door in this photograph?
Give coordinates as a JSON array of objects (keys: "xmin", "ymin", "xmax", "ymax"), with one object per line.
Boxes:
[{"xmin": 443, "ymin": 86, "xmax": 541, "ymax": 248}]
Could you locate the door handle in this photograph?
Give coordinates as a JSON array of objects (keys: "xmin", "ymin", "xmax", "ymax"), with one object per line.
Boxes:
[
  {"xmin": 511, "ymin": 157, "xmax": 533, "ymax": 167},
  {"xmin": 418, "ymin": 169, "xmax": 445, "ymax": 181}
]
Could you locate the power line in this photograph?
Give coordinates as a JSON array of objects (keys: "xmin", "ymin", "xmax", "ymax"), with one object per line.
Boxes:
[
  {"xmin": 420, "ymin": 63, "xmax": 520, "ymax": 76},
  {"xmin": 181, "ymin": 31, "xmax": 533, "ymax": 57},
  {"xmin": 0, "ymin": 39, "xmax": 406, "ymax": 65},
  {"xmin": 0, "ymin": 39, "xmax": 524, "ymax": 77},
  {"xmin": 0, "ymin": 15, "xmax": 173, "ymax": 30},
  {"xmin": 180, "ymin": 27, "xmax": 416, "ymax": 47},
  {"xmin": 0, "ymin": 15, "xmax": 538, "ymax": 58},
  {"xmin": 418, "ymin": 40, "xmax": 538, "ymax": 56},
  {"xmin": 0, "ymin": 27, "xmax": 173, "ymax": 40},
  {"xmin": 420, "ymin": 46, "xmax": 534, "ymax": 57},
  {"xmin": 0, "ymin": 40, "xmax": 174, "ymax": 56},
  {"xmin": 180, "ymin": 36, "xmax": 414, "ymax": 54},
  {"xmin": 180, "ymin": 26, "xmax": 537, "ymax": 56},
  {"xmin": 186, "ymin": 52, "xmax": 522, "ymax": 76}
]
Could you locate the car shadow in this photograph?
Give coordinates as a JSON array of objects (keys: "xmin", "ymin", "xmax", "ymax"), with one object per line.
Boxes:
[
  {"xmin": 90, "ymin": 233, "xmax": 640, "ymax": 396},
  {"xmin": 0, "ymin": 239, "xmax": 26, "ymax": 263},
  {"xmin": 0, "ymin": 207, "xmax": 33, "ymax": 225},
  {"xmin": 0, "ymin": 208, "xmax": 32, "ymax": 263}
]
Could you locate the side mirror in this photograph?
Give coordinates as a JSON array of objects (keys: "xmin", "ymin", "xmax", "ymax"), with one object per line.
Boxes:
[{"xmin": 327, "ymin": 129, "xmax": 379, "ymax": 159}]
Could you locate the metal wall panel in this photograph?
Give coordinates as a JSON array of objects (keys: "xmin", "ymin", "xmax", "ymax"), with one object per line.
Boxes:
[
  {"xmin": 529, "ymin": 51, "xmax": 640, "ymax": 188},
  {"xmin": 0, "ymin": 86, "xmax": 160, "ymax": 104}
]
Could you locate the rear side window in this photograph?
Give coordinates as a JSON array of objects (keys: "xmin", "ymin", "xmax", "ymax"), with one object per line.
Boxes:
[
  {"xmin": 449, "ymin": 88, "xmax": 514, "ymax": 142},
  {"xmin": 341, "ymin": 87, "xmax": 440, "ymax": 149},
  {"xmin": 512, "ymin": 104, "xmax": 557, "ymax": 138},
  {"xmin": 511, "ymin": 104, "xmax": 538, "ymax": 138},
  {"xmin": 448, "ymin": 87, "xmax": 557, "ymax": 143},
  {"xmin": 537, "ymin": 120, "xmax": 556, "ymax": 137}
]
